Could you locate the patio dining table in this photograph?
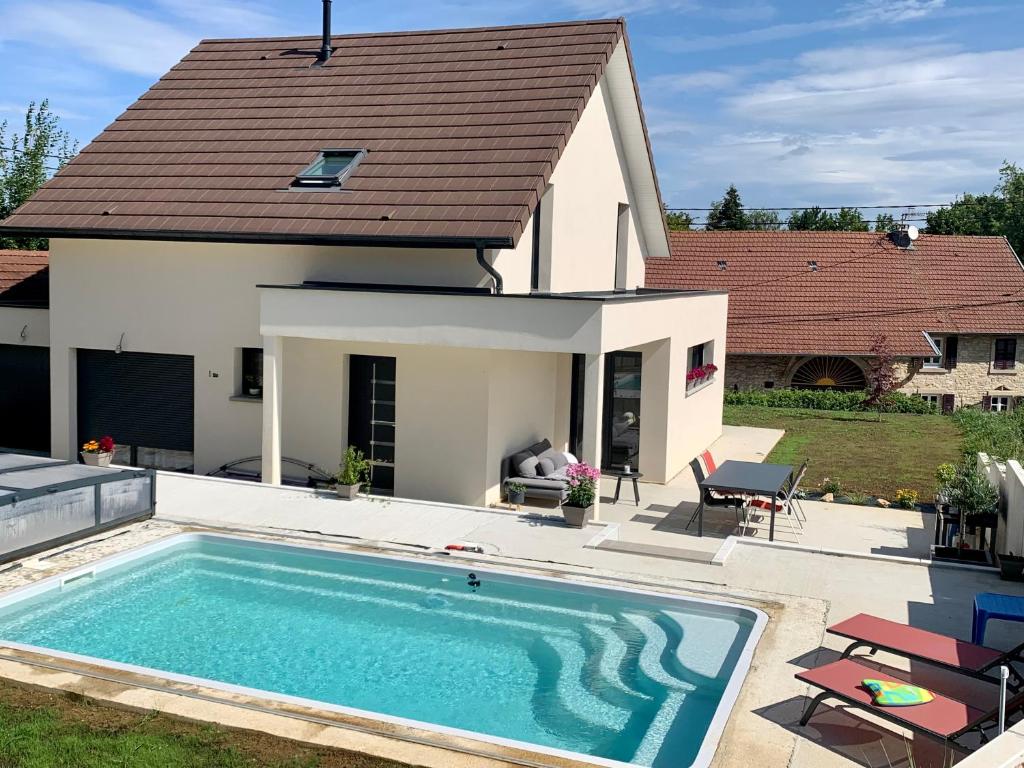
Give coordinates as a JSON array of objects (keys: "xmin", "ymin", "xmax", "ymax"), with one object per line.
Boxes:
[{"xmin": 695, "ymin": 459, "xmax": 794, "ymax": 542}]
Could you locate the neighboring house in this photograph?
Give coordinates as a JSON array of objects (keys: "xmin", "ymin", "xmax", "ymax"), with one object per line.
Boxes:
[
  {"xmin": 0, "ymin": 18, "xmax": 727, "ymax": 506},
  {"xmin": 646, "ymin": 230, "xmax": 1024, "ymax": 412},
  {"xmin": 0, "ymin": 250, "xmax": 50, "ymax": 453}
]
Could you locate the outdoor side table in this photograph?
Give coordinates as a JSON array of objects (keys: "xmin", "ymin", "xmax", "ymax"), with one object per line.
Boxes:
[
  {"xmin": 606, "ymin": 470, "xmax": 644, "ymax": 506},
  {"xmin": 972, "ymin": 592, "xmax": 1024, "ymax": 645}
]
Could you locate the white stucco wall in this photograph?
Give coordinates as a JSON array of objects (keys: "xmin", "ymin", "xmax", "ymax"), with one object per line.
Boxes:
[
  {"xmin": 0, "ymin": 307, "xmax": 48, "ymax": 347},
  {"xmin": 546, "ymin": 75, "xmax": 647, "ymax": 294}
]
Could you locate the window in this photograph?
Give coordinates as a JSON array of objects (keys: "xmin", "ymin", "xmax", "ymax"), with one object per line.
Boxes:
[
  {"xmin": 240, "ymin": 348, "xmax": 263, "ymax": 398},
  {"xmin": 991, "ymin": 396, "xmax": 1012, "ymax": 412},
  {"xmin": 291, "ymin": 149, "xmax": 365, "ymax": 189},
  {"xmin": 994, "ymin": 337, "xmax": 1017, "ymax": 370},
  {"xmin": 686, "ymin": 340, "xmax": 716, "ymax": 391},
  {"xmin": 614, "ymin": 203, "xmax": 630, "ymax": 290},
  {"xmin": 690, "ymin": 343, "xmax": 705, "ymax": 371},
  {"xmin": 924, "ymin": 336, "xmax": 944, "ymax": 369},
  {"xmin": 918, "ymin": 394, "xmax": 940, "ymax": 406},
  {"xmin": 530, "ymin": 202, "xmax": 541, "ymax": 291}
]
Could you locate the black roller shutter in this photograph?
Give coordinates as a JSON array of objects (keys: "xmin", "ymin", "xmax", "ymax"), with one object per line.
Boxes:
[
  {"xmin": 0, "ymin": 344, "xmax": 50, "ymax": 453},
  {"xmin": 77, "ymin": 350, "xmax": 193, "ymax": 451}
]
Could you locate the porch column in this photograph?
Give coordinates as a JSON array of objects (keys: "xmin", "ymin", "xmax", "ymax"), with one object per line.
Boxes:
[
  {"xmin": 261, "ymin": 335, "xmax": 283, "ymax": 485},
  {"xmin": 582, "ymin": 352, "xmax": 604, "ymax": 521}
]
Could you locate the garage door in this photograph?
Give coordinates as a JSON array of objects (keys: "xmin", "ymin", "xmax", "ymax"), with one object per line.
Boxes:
[
  {"xmin": 0, "ymin": 344, "xmax": 50, "ymax": 453},
  {"xmin": 77, "ymin": 350, "xmax": 194, "ymax": 470}
]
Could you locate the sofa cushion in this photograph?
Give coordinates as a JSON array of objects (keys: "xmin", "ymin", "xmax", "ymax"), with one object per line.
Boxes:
[
  {"xmin": 537, "ymin": 447, "xmax": 565, "ymax": 477},
  {"xmin": 549, "ymin": 451, "xmax": 569, "ymax": 471},
  {"xmin": 517, "ymin": 476, "xmax": 568, "ymax": 491},
  {"xmin": 527, "ymin": 439, "xmax": 552, "ymax": 457},
  {"xmin": 513, "ymin": 451, "xmax": 539, "ymax": 478},
  {"xmin": 563, "ymin": 452, "xmax": 579, "ymax": 464}
]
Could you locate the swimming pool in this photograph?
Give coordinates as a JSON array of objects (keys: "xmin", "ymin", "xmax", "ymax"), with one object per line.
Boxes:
[{"xmin": 0, "ymin": 534, "xmax": 765, "ymax": 767}]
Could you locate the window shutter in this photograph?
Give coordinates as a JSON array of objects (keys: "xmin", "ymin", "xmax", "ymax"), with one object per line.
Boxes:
[
  {"xmin": 944, "ymin": 336, "xmax": 958, "ymax": 369},
  {"xmin": 994, "ymin": 337, "xmax": 1017, "ymax": 370},
  {"xmin": 982, "ymin": 395, "xmax": 992, "ymax": 411},
  {"xmin": 941, "ymin": 394, "xmax": 955, "ymax": 414}
]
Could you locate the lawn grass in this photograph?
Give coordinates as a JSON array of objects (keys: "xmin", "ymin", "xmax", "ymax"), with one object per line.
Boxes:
[
  {"xmin": 0, "ymin": 679, "xmax": 406, "ymax": 768},
  {"xmin": 723, "ymin": 404, "xmax": 963, "ymax": 499}
]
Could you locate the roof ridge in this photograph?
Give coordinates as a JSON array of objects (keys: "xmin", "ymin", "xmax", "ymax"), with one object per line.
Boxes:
[{"xmin": 196, "ymin": 18, "xmax": 624, "ymax": 46}]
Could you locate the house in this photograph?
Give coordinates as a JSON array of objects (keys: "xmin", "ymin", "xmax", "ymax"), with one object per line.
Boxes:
[
  {"xmin": 646, "ymin": 230, "xmax": 1024, "ymax": 412},
  {"xmin": 0, "ymin": 17, "xmax": 727, "ymax": 506},
  {"xmin": 0, "ymin": 250, "xmax": 49, "ymax": 453}
]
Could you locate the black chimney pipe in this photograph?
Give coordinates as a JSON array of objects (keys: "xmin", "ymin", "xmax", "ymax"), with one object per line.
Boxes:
[{"xmin": 317, "ymin": 0, "xmax": 333, "ymax": 64}]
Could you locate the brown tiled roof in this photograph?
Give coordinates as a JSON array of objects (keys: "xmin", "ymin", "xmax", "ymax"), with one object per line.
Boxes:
[
  {"xmin": 645, "ymin": 231, "xmax": 1024, "ymax": 357},
  {"xmin": 0, "ymin": 250, "xmax": 48, "ymax": 307},
  {"xmin": 1, "ymin": 20, "xmax": 633, "ymax": 247}
]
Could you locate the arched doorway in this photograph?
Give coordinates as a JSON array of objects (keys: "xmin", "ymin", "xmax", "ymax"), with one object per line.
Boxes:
[{"xmin": 790, "ymin": 356, "xmax": 866, "ymax": 390}]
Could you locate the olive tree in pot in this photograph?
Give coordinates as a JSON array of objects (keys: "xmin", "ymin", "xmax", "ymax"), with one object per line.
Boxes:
[
  {"xmin": 332, "ymin": 446, "xmax": 370, "ymax": 499},
  {"xmin": 933, "ymin": 463, "xmax": 998, "ymax": 564},
  {"xmin": 563, "ymin": 462, "xmax": 600, "ymax": 528}
]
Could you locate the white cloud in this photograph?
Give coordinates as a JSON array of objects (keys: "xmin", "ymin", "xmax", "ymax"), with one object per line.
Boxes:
[
  {"xmin": 0, "ymin": 1, "xmax": 197, "ymax": 76},
  {"xmin": 648, "ymin": 69, "xmax": 742, "ymax": 92},
  {"xmin": 155, "ymin": 0, "xmax": 279, "ymax": 33}
]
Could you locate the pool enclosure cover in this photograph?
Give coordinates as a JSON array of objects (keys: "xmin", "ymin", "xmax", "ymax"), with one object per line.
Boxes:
[{"xmin": 0, "ymin": 453, "xmax": 155, "ymax": 564}]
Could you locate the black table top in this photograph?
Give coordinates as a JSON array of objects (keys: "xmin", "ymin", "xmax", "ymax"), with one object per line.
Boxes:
[
  {"xmin": 604, "ymin": 469, "xmax": 644, "ymax": 479},
  {"xmin": 701, "ymin": 460, "xmax": 793, "ymax": 496}
]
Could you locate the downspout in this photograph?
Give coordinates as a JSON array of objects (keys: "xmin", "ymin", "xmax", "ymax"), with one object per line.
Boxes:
[{"xmin": 475, "ymin": 243, "xmax": 503, "ymax": 294}]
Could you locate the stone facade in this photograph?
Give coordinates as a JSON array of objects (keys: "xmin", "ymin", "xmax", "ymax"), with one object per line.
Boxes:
[{"xmin": 726, "ymin": 334, "xmax": 1024, "ymax": 409}]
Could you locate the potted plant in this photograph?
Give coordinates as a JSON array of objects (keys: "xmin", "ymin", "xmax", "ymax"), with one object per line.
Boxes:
[
  {"xmin": 244, "ymin": 373, "xmax": 262, "ymax": 398},
  {"xmin": 81, "ymin": 436, "xmax": 115, "ymax": 467},
  {"xmin": 932, "ymin": 464, "xmax": 998, "ymax": 565},
  {"xmin": 505, "ymin": 480, "xmax": 526, "ymax": 507},
  {"xmin": 934, "ymin": 463, "xmax": 957, "ymax": 506},
  {"xmin": 332, "ymin": 446, "xmax": 370, "ymax": 499},
  {"xmin": 563, "ymin": 461, "xmax": 600, "ymax": 527}
]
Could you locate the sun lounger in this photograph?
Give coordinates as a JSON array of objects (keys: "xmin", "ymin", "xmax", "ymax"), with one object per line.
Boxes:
[
  {"xmin": 828, "ymin": 613, "xmax": 1024, "ymax": 687},
  {"xmin": 796, "ymin": 658, "xmax": 1022, "ymax": 750}
]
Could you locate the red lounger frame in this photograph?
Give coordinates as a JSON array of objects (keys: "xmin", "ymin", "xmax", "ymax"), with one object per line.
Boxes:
[
  {"xmin": 829, "ymin": 613, "xmax": 1024, "ymax": 686},
  {"xmin": 796, "ymin": 659, "xmax": 1019, "ymax": 750}
]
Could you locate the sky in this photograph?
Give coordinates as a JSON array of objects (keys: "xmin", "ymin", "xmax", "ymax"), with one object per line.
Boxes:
[{"xmin": 0, "ymin": 0, "xmax": 1021, "ymax": 223}]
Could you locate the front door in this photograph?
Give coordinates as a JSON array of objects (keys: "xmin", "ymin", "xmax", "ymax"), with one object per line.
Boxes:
[
  {"xmin": 348, "ymin": 355, "xmax": 396, "ymax": 495},
  {"xmin": 602, "ymin": 351, "xmax": 642, "ymax": 471}
]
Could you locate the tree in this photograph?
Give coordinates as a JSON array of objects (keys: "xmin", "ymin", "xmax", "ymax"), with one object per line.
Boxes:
[
  {"xmin": 925, "ymin": 162, "xmax": 1024, "ymax": 257},
  {"xmin": 874, "ymin": 213, "xmax": 897, "ymax": 233},
  {"xmin": 787, "ymin": 206, "xmax": 834, "ymax": 231},
  {"xmin": 747, "ymin": 208, "xmax": 782, "ymax": 230},
  {"xmin": 864, "ymin": 334, "xmax": 898, "ymax": 420},
  {"xmin": 705, "ymin": 185, "xmax": 747, "ymax": 230},
  {"xmin": 0, "ymin": 100, "xmax": 77, "ymax": 250},
  {"xmin": 663, "ymin": 205, "xmax": 692, "ymax": 231},
  {"xmin": 834, "ymin": 207, "xmax": 870, "ymax": 231}
]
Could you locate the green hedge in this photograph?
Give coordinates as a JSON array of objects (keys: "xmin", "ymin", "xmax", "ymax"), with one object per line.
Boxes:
[
  {"xmin": 724, "ymin": 388, "xmax": 937, "ymax": 414},
  {"xmin": 954, "ymin": 407, "xmax": 1024, "ymax": 461}
]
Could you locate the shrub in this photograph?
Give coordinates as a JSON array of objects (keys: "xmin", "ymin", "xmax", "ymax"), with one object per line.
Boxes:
[
  {"xmin": 334, "ymin": 445, "xmax": 370, "ymax": 486},
  {"xmin": 820, "ymin": 477, "xmax": 843, "ymax": 495},
  {"xmin": 724, "ymin": 388, "xmax": 936, "ymax": 414},
  {"xmin": 894, "ymin": 488, "xmax": 919, "ymax": 509},
  {"xmin": 953, "ymin": 407, "xmax": 1024, "ymax": 462},
  {"xmin": 945, "ymin": 463, "xmax": 998, "ymax": 520},
  {"xmin": 847, "ymin": 491, "xmax": 870, "ymax": 505}
]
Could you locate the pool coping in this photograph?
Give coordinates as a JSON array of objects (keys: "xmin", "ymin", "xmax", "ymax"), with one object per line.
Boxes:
[{"xmin": 0, "ymin": 530, "xmax": 769, "ymax": 768}]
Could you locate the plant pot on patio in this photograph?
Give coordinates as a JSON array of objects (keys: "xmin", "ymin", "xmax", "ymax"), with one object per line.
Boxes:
[
  {"xmin": 562, "ymin": 503, "xmax": 593, "ymax": 528},
  {"xmin": 996, "ymin": 553, "xmax": 1024, "ymax": 581},
  {"xmin": 81, "ymin": 451, "xmax": 113, "ymax": 467},
  {"xmin": 333, "ymin": 482, "xmax": 361, "ymax": 500},
  {"xmin": 506, "ymin": 482, "xmax": 526, "ymax": 507}
]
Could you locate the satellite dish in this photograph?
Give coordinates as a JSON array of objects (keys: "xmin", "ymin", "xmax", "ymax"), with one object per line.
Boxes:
[{"xmin": 906, "ymin": 225, "xmax": 919, "ymax": 240}]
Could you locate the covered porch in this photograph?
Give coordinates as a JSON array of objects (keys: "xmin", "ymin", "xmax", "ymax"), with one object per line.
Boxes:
[{"xmin": 256, "ymin": 283, "xmax": 728, "ymax": 512}]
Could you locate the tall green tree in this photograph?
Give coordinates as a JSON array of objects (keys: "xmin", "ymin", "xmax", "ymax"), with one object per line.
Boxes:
[
  {"xmin": 786, "ymin": 206, "xmax": 834, "ymax": 231},
  {"xmin": 0, "ymin": 100, "xmax": 77, "ymax": 250},
  {"xmin": 663, "ymin": 205, "xmax": 692, "ymax": 231},
  {"xmin": 874, "ymin": 213, "xmax": 897, "ymax": 233},
  {"xmin": 746, "ymin": 208, "xmax": 782, "ymax": 230},
  {"xmin": 705, "ymin": 184, "xmax": 747, "ymax": 230},
  {"xmin": 925, "ymin": 163, "xmax": 1024, "ymax": 256},
  {"xmin": 834, "ymin": 207, "xmax": 870, "ymax": 231}
]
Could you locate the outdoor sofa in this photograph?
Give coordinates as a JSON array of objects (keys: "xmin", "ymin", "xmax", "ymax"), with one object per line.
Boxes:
[{"xmin": 500, "ymin": 439, "xmax": 577, "ymax": 503}]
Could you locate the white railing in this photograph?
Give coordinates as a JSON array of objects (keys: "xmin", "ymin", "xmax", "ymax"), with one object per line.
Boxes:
[{"xmin": 979, "ymin": 453, "xmax": 1024, "ymax": 555}]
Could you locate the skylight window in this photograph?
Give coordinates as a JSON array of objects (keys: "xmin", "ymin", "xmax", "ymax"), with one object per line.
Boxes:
[{"xmin": 291, "ymin": 149, "xmax": 365, "ymax": 189}]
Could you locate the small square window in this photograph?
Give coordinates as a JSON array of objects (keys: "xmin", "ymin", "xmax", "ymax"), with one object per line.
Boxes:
[
  {"xmin": 991, "ymin": 395, "xmax": 1011, "ymax": 412},
  {"xmin": 918, "ymin": 394, "xmax": 940, "ymax": 406},
  {"xmin": 240, "ymin": 348, "xmax": 263, "ymax": 397},
  {"xmin": 292, "ymin": 149, "xmax": 365, "ymax": 189},
  {"xmin": 994, "ymin": 337, "xmax": 1017, "ymax": 370}
]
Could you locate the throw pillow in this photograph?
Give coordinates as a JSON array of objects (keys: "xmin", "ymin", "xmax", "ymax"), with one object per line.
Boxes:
[
  {"xmin": 862, "ymin": 679, "xmax": 934, "ymax": 707},
  {"xmin": 528, "ymin": 439, "xmax": 552, "ymax": 456},
  {"xmin": 563, "ymin": 452, "xmax": 579, "ymax": 464},
  {"xmin": 537, "ymin": 456, "xmax": 557, "ymax": 476},
  {"xmin": 548, "ymin": 451, "xmax": 569, "ymax": 470},
  {"xmin": 514, "ymin": 452, "xmax": 539, "ymax": 478}
]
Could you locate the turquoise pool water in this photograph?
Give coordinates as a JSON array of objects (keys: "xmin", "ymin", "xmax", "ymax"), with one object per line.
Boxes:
[{"xmin": 0, "ymin": 535, "xmax": 763, "ymax": 767}]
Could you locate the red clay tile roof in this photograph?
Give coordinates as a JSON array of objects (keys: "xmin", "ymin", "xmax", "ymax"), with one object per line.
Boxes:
[
  {"xmin": 0, "ymin": 250, "xmax": 48, "ymax": 307},
  {"xmin": 1, "ymin": 20, "xmax": 633, "ymax": 248},
  {"xmin": 645, "ymin": 231, "xmax": 1024, "ymax": 357}
]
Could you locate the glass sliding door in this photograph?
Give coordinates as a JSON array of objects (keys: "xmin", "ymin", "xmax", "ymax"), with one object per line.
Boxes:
[
  {"xmin": 348, "ymin": 355, "xmax": 396, "ymax": 495},
  {"xmin": 602, "ymin": 351, "xmax": 642, "ymax": 471}
]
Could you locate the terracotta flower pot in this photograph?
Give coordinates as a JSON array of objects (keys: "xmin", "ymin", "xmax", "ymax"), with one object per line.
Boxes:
[{"xmin": 81, "ymin": 451, "xmax": 113, "ymax": 467}]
